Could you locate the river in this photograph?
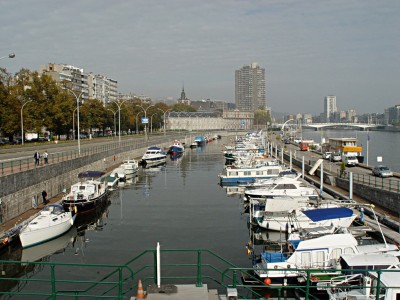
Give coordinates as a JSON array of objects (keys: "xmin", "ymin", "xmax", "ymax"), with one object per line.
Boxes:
[{"xmin": 300, "ymin": 128, "xmax": 400, "ymax": 172}]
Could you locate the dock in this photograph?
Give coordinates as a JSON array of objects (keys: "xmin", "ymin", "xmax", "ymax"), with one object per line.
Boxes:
[{"xmin": 132, "ymin": 284, "xmax": 226, "ymax": 300}]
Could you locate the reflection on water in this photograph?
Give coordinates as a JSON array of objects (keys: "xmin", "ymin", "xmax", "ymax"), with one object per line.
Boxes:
[{"xmin": 21, "ymin": 226, "xmax": 77, "ymax": 264}]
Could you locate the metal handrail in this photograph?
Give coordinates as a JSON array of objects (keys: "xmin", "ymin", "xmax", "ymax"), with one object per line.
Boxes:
[{"xmin": 2, "ymin": 249, "xmax": 400, "ymax": 299}]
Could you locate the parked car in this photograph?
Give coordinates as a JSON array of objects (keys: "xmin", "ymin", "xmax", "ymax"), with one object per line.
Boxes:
[
  {"xmin": 323, "ymin": 152, "xmax": 332, "ymax": 160},
  {"xmin": 372, "ymin": 165, "xmax": 393, "ymax": 178},
  {"xmin": 330, "ymin": 152, "xmax": 342, "ymax": 162}
]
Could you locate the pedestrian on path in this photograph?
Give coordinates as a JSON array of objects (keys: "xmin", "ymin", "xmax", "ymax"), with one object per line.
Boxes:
[
  {"xmin": 43, "ymin": 150, "xmax": 49, "ymax": 164},
  {"xmin": 42, "ymin": 190, "xmax": 48, "ymax": 204},
  {"xmin": 34, "ymin": 151, "xmax": 40, "ymax": 166}
]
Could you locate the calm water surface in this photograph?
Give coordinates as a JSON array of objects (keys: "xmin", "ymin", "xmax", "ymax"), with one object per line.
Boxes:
[{"xmin": 2, "ymin": 137, "xmax": 263, "ymax": 296}]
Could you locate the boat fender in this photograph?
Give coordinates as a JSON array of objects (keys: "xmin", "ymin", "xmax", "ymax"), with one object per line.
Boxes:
[
  {"xmin": 274, "ymin": 265, "xmax": 278, "ymax": 269},
  {"xmin": 287, "ymin": 264, "xmax": 291, "ymax": 269}
]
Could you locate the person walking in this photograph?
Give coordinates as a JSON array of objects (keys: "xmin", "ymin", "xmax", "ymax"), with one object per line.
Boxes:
[
  {"xmin": 43, "ymin": 150, "xmax": 49, "ymax": 164},
  {"xmin": 34, "ymin": 151, "xmax": 40, "ymax": 166},
  {"xmin": 42, "ymin": 190, "xmax": 48, "ymax": 204}
]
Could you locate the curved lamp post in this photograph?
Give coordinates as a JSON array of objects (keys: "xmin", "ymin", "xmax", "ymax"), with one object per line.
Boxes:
[
  {"xmin": 21, "ymin": 100, "xmax": 32, "ymax": 145},
  {"xmin": 150, "ymin": 112, "xmax": 159, "ymax": 133},
  {"xmin": 112, "ymin": 100, "xmax": 127, "ymax": 144},
  {"xmin": 63, "ymin": 87, "xmax": 83, "ymax": 155},
  {"xmin": 135, "ymin": 111, "xmax": 142, "ymax": 135},
  {"xmin": 0, "ymin": 53, "xmax": 15, "ymax": 60},
  {"xmin": 136, "ymin": 104, "xmax": 155, "ymax": 141},
  {"xmin": 107, "ymin": 108, "xmax": 117, "ymax": 137},
  {"xmin": 157, "ymin": 108, "xmax": 171, "ymax": 136}
]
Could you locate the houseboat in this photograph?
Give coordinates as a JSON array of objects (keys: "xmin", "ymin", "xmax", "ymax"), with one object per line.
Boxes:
[{"xmin": 327, "ymin": 138, "xmax": 364, "ymax": 165}]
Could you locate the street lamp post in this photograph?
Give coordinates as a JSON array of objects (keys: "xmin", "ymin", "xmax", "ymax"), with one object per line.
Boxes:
[
  {"xmin": 157, "ymin": 108, "xmax": 171, "ymax": 136},
  {"xmin": 63, "ymin": 87, "xmax": 83, "ymax": 155},
  {"xmin": 136, "ymin": 104, "xmax": 155, "ymax": 141},
  {"xmin": 107, "ymin": 108, "xmax": 117, "ymax": 137},
  {"xmin": 136, "ymin": 111, "xmax": 142, "ymax": 135},
  {"xmin": 21, "ymin": 100, "xmax": 32, "ymax": 145},
  {"xmin": 72, "ymin": 108, "xmax": 77, "ymax": 140},
  {"xmin": 150, "ymin": 113, "xmax": 158, "ymax": 133},
  {"xmin": 112, "ymin": 100, "xmax": 127, "ymax": 144},
  {"xmin": 0, "ymin": 53, "xmax": 15, "ymax": 60}
]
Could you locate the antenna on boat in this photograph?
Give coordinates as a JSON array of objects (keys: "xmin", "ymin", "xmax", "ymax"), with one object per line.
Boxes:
[{"xmin": 369, "ymin": 205, "xmax": 388, "ymax": 248}]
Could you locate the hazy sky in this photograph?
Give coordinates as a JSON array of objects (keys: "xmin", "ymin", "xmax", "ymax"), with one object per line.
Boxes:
[{"xmin": 1, "ymin": 0, "xmax": 399, "ymax": 115}]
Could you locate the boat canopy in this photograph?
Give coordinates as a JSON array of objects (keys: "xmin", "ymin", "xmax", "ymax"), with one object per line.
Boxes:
[
  {"xmin": 78, "ymin": 171, "xmax": 105, "ymax": 178},
  {"xmin": 302, "ymin": 207, "xmax": 353, "ymax": 222}
]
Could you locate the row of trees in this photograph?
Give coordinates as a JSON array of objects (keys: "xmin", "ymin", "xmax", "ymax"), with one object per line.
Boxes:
[
  {"xmin": 0, "ymin": 68, "xmax": 194, "ymax": 141},
  {"xmin": 0, "ymin": 68, "xmax": 273, "ymax": 142}
]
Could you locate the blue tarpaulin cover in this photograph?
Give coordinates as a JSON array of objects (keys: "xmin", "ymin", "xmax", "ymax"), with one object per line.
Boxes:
[
  {"xmin": 78, "ymin": 171, "xmax": 105, "ymax": 178},
  {"xmin": 302, "ymin": 207, "xmax": 353, "ymax": 222}
]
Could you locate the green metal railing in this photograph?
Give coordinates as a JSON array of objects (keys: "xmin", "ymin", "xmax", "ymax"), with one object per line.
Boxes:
[{"xmin": 2, "ymin": 248, "xmax": 400, "ymax": 299}]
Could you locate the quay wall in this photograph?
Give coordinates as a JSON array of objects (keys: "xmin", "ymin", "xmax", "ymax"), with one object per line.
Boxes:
[{"xmin": 336, "ymin": 177, "xmax": 400, "ymax": 212}]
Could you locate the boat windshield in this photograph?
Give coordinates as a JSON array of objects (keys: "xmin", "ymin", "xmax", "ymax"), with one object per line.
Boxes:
[{"xmin": 43, "ymin": 205, "xmax": 64, "ymax": 215}]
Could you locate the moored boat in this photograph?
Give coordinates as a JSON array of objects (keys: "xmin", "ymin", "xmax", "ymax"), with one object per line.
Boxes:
[
  {"xmin": 169, "ymin": 140, "xmax": 185, "ymax": 154},
  {"xmin": 140, "ymin": 146, "xmax": 167, "ymax": 167},
  {"xmin": 19, "ymin": 204, "xmax": 76, "ymax": 249},
  {"xmin": 252, "ymin": 231, "xmax": 400, "ymax": 285},
  {"xmin": 194, "ymin": 136, "xmax": 206, "ymax": 147},
  {"xmin": 120, "ymin": 159, "xmax": 139, "ymax": 175},
  {"xmin": 219, "ymin": 161, "xmax": 285, "ymax": 186},
  {"xmin": 61, "ymin": 171, "xmax": 109, "ymax": 215}
]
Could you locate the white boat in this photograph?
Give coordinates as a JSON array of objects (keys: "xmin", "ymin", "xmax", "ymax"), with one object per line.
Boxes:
[
  {"xmin": 140, "ymin": 146, "xmax": 167, "ymax": 167},
  {"xmin": 219, "ymin": 161, "xmax": 285, "ymax": 186},
  {"xmin": 327, "ymin": 271, "xmax": 400, "ymax": 299},
  {"xmin": 256, "ymin": 205, "xmax": 357, "ymax": 232},
  {"xmin": 253, "ymin": 231, "xmax": 400, "ymax": 285},
  {"xmin": 244, "ymin": 175, "xmax": 320, "ymax": 202},
  {"xmin": 120, "ymin": 159, "xmax": 139, "ymax": 174},
  {"xmin": 19, "ymin": 204, "xmax": 76, "ymax": 249},
  {"xmin": 61, "ymin": 171, "xmax": 109, "ymax": 214},
  {"xmin": 326, "ymin": 254, "xmax": 400, "ymax": 300},
  {"xmin": 21, "ymin": 226, "xmax": 77, "ymax": 263},
  {"xmin": 110, "ymin": 167, "xmax": 127, "ymax": 183}
]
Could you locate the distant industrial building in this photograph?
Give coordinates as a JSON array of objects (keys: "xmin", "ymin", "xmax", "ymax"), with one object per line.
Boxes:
[
  {"xmin": 166, "ymin": 110, "xmax": 254, "ymax": 130},
  {"xmin": 235, "ymin": 63, "xmax": 266, "ymax": 112}
]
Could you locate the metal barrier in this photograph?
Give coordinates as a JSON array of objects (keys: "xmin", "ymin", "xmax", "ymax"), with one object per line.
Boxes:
[{"xmin": 1, "ymin": 248, "xmax": 399, "ymax": 299}]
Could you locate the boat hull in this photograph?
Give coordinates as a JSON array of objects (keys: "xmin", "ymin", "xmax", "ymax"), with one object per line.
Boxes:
[
  {"xmin": 19, "ymin": 212, "xmax": 75, "ymax": 249},
  {"xmin": 62, "ymin": 189, "xmax": 110, "ymax": 215}
]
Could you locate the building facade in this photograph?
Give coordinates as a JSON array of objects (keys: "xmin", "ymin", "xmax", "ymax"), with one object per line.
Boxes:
[
  {"xmin": 324, "ymin": 95, "xmax": 337, "ymax": 122},
  {"xmin": 235, "ymin": 63, "xmax": 266, "ymax": 111},
  {"xmin": 38, "ymin": 63, "xmax": 117, "ymax": 105},
  {"xmin": 385, "ymin": 105, "xmax": 400, "ymax": 125}
]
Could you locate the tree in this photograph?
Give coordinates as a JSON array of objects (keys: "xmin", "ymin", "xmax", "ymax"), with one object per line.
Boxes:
[
  {"xmin": 171, "ymin": 103, "xmax": 196, "ymax": 112},
  {"xmin": 254, "ymin": 107, "xmax": 271, "ymax": 129},
  {"xmin": 80, "ymin": 99, "xmax": 107, "ymax": 134},
  {"xmin": 0, "ymin": 68, "xmax": 18, "ymax": 140}
]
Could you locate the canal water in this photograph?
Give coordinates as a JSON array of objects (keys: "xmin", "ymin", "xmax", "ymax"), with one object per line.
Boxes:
[
  {"xmin": 1, "ymin": 137, "xmax": 265, "ymax": 297},
  {"xmin": 1, "ymin": 130, "xmax": 397, "ymax": 298}
]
